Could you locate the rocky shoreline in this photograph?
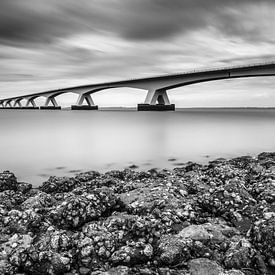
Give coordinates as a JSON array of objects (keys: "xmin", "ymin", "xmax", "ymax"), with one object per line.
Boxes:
[{"xmin": 0, "ymin": 152, "xmax": 275, "ymax": 274}]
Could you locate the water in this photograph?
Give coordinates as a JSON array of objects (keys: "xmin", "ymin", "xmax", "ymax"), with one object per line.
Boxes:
[{"xmin": 0, "ymin": 108, "xmax": 275, "ymax": 186}]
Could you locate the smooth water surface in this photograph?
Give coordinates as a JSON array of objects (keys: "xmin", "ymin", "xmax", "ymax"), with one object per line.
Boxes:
[{"xmin": 0, "ymin": 108, "xmax": 275, "ymax": 186}]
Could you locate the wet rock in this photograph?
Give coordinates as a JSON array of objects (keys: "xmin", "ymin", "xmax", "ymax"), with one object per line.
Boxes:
[
  {"xmin": 251, "ymin": 216, "xmax": 275, "ymax": 267},
  {"xmin": 17, "ymin": 182, "xmax": 32, "ymax": 194},
  {"xmin": 0, "ymin": 171, "xmax": 18, "ymax": 192},
  {"xmin": 21, "ymin": 191, "xmax": 56, "ymax": 210},
  {"xmin": 90, "ymin": 265, "xmax": 131, "ymax": 275},
  {"xmin": 2, "ymin": 152, "xmax": 275, "ymax": 274},
  {"xmin": 188, "ymin": 258, "xmax": 223, "ymax": 275},
  {"xmin": 40, "ymin": 176, "xmax": 79, "ymax": 193},
  {"xmin": 3, "ymin": 209, "xmax": 46, "ymax": 234},
  {"xmin": 197, "ymin": 179, "xmax": 256, "ymax": 224},
  {"xmin": 75, "ymin": 171, "xmax": 101, "ymax": 182},
  {"xmin": 50, "ymin": 188, "xmax": 118, "ymax": 229},
  {"xmin": 119, "ymin": 183, "xmax": 184, "ymax": 215},
  {"xmin": 0, "ymin": 190, "xmax": 27, "ymax": 210},
  {"xmin": 110, "ymin": 241, "xmax": 153, "ymax": 265},
  {"xmin": 224, "ymin": 236, "xmax": 255, "ymax": 269}
]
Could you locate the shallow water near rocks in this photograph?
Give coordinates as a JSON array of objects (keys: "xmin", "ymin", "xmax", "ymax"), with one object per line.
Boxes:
[{"xmin": 0, "ymin": 108, "xmax": 275, "ymax": 186}]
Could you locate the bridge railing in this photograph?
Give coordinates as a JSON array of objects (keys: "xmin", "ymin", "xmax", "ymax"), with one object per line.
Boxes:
[{"xmin": 124, "ymin": 61, "xmax": 275, "ymax": 82}]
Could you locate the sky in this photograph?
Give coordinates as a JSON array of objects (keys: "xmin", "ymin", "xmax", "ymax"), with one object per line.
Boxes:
[{"xmin": 0, "ymin": 0, "xmax": 275, "ymax": 107}]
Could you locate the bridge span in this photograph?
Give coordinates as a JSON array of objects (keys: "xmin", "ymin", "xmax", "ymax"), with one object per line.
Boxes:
[{"xmin": 1, "ymin": 62, "xmax": 275, "ymax": 111}]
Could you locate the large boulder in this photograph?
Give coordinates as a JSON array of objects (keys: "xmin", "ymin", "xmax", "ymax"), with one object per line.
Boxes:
[
  {"xmin": 0, "ymin": 171, "xmax": 18, "ymax": 192},
  {"xmin": 50, "ymin": 188, "xmax": 118, "ymax": 229},
  {"xmin": 40, "ymin": 176, "xmax": 79, "ymax": 193},
  {"xmin": 188, "ymin": 258, "xmax": 223, "ymax": 275},
  {"xmin": 251, "ymin": 216, "xmax": 275, "ymax": 267}
]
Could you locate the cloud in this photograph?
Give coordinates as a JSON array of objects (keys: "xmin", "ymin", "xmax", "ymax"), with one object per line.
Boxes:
[{"xmin": 0, "ymin": 0, "xmax": 274, "ymax": 46}]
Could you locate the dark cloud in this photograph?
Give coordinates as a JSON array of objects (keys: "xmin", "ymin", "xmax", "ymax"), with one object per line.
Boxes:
[{"xmin": 0, "ymin": 0, "xmax": 274, "ymax": 46}]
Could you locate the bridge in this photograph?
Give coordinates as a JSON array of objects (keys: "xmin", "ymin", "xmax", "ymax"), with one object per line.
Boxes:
[{"xmin": 1, "ymin": 62, "xmax": 275, "ymax": 111}]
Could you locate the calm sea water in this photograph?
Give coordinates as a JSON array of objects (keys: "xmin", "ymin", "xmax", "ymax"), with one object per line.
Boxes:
[{"xmin": 0, "ymin": 108, "xmax": 275, "ymax": 186}]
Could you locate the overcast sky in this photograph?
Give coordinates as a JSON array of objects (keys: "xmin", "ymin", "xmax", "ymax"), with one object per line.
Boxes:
[{"xmin": 0, "ymin": 0, "xmax": 275, "ymax": 107}]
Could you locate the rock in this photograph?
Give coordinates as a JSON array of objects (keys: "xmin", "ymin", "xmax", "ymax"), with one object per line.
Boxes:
[
  {"xmin": 0, "ymin": 190, "xmax": 27, "ymax": 210},
  {"xmin": 17, "ymin": 182, "xmax": 32, "ymax": 194},
  {"xmin": 75, "ymin": 171, "xmax": 101, "ymax": 182},
  {"xmin": 50, "ymin": 188, "xmax": 118, "ymax": 229},
  {"xmin": 0, "ymin": 171, "xmax": 18, "ymax": 192},
  {"xmin": 2, "ymin": 152, "xmax": 275, "ymax": 274},
  {"xmin": 188, "ymin": 258, "xmax": 223, "ymax": 275},
  {"xmin": 110, "ymin": 242, "xmax": 153, "ymax": 265},
  {"xmin": 21, "ymin": 191, "xmax": 55, "ymax": 210},
  {"xmin": 40, "ymin": 176, "xmax": 79, "ymax": 193},
  {"xmin": 119, "ymin": 183, "xmax": 184, "ymax": 215},
  {"xmin": 177, "ymin": 221, "xmax": 238, "ymax": 243},
  {"xmin": 251, "ymin": 216, "xmax": 275, "ymax": 267},
  {"xmin": 3, "ymin": 209, "xmax": 46, "ymax": 234}
]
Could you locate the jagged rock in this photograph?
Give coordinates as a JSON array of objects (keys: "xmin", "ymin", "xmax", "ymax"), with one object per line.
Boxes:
[
  {"xmin": 251, "ymin": 216, "xmax": 275, "ymax": 267},
  {"xmin": 0, "ymin": 190, "xmax": 27, "ymax": 210},
  {"xmin": 50, "ymin": 188, "xmax": 118, "ymax": 229},
  {"xmin": 3, "ymin": 209, "xmax": 46, "ymax": 234},
  {"xmin": 110, "ymin": 242, "xmax": 153, "ymax": 265},
  {"xmin": 0, "ymin": 171, "xmax": 18, "ymax": 192},
  {"xmin": 40, "ymin": 176, "xmax": 79, "ymax": 193},
  {"xmin": 188, "ymin": 258, "xmax": 223, "ymax": 275},
  {"xmin": 119, "ymin": 183, "xmax": 184, "ymax": 215},
  {"xmin": 17, "ymin": 182, "xmax": 32, "ymax": 194},
  {"xmin": 75, "ymin": 171, "xmax": 101, "ymax": 182},
  {"xmin": 21, "ymin": 191, "xmax": 55, "ymax": 210}
]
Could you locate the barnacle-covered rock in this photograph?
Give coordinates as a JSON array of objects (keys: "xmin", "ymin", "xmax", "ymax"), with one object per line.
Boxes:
[
  {"xmin": 188, "ymin": 258, "xmax": 224, "ymax": 275},
  {"xmin": 5, "ymin": 228, "xmax": 74, "ymax": 275},
  {"xmin": 50, "ymin": 188, "xmax": 118, "ymax": 229},
  {"xmin": 0, "ymin": 233, "xmax": 33, "ymax": 274},
  {"xmin": 251, "ymin": 216, "xmax": 275, "ymax": 267},
  {"xmin": 77, "ymin": 222, "xmax": 121, "ymax": 269},
  {"xmin": 223, "ymin": 236, "xmax": 265, "ymax": 271},
  {"xmin": 157, "ymin": 220, "xmax": 239, "ymax": 266},
  {"xmin": 75, "ymin": 171, "xmax": 101, "ymax": 182},
  {"xmin": 40, "ymin": 176, "xmax": 79, "ymax": 194},
  {"xmin": 110, "ymin": 241, "xmax": 153, "ymax": 265},
  {"xmin": 250, "ymin": 179, "xmax": 275, "ymax": 203},
  {"xmin": 0, "ymin": 171, "xmax": 18, "ymax": 192},
  {"xmin": 21, "ymin": 191, "xmax": 56, "ymax": 210},
  {"xmin": 17, "ymin": 182, "xmax": 32, "ymax": 194},
  {"xmin": 197, "ymin": 179, "xmax": 256, "ymax": 224},
  {"xmin": 119, "ymin": 183, "xmax": 184, "ymax": 215},
  {"xmin": 0, "ymin": 190, "xmax": 27, "ymax": 210},
  {"xmin": 3, "ymin": 209, "xmax": 46, "ymax": 234}
]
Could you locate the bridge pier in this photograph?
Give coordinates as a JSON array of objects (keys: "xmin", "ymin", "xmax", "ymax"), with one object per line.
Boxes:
[
  {"xmin": 138, "ymin": 89, "xmax": 175, "ymax": 111},
  {"xmin": 4, "ymin": 100, "xmax": 13, "ymax": 108},
  {"xmin": 40, "ymin": 96, "xmax": 61, "ymax": 110},
  {"xmin": 71, "ymin": 93, "xmax": 98, "ymax": 110},
  {"xmin": 14, "ymin": 98, "xmax": 22, "ymax": 107}
]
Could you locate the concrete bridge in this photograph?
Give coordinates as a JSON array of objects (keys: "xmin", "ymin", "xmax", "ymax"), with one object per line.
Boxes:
[{"xmin": 1, "ymin": 62, "xmax": 275, "ymax": 111}]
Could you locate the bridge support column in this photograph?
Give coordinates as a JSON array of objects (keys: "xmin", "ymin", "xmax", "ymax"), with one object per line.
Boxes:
[
  {"xmin": 40, "ymin": 96, "xmax": 61, "ymax": 110},
  {"xmin": 4, "ymin": 100, "xmax": 13, "ymax": 108},
  {"xmin": 138, "ymin": 89, "xmax": 175, "ymax": 111},
  {"xmin": 25, "ymin": 98, "xmax": 39, "ymax": 109},
  {"xmin": 71, "ymin": 93, "xmax": 98, "ymax": 110},
  {"xmin": 14, "ymin": 99, "xmax": 22, "ymax": 107}
]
